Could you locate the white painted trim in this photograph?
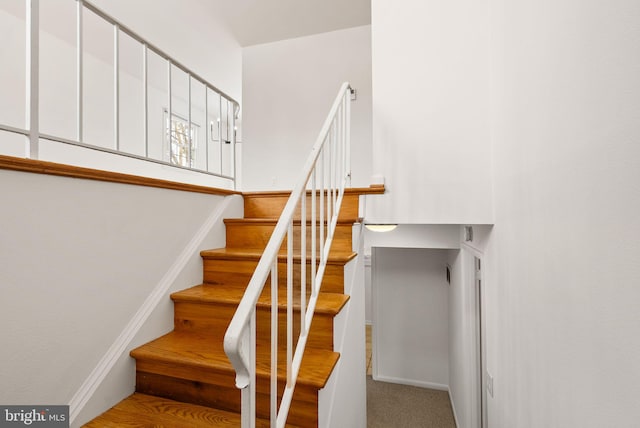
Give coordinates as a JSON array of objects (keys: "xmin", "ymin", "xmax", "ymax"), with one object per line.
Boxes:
[
  {"xmin": 461, "ymin": 241, "xmax": 484, "ymax": 258},
  {"xmin": 373, "ymin": 375, "xmax": 449, "ymax": 392},
  {"xmin": 321, "ymin": 221, "xmax": 364, "ymax": 427},
  {"xmin": 320, "ymin": 258, "xmax": 358, "ymax": 427},
  {"xmin": 68, "ymin": 194, "xmax": 241, "ymax": 423},
  {"xmin": 371, "ymin": 247, "xmax": 380, "ymax": 379},
  {"xmin": 449, "ymin": 386, "xmax": 461, "ymax": 428}
]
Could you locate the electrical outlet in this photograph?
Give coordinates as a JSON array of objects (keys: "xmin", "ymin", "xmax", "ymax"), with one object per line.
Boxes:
[{"xmin": 487, "ymin": 372, "xmax": 494, "ymax": 397}]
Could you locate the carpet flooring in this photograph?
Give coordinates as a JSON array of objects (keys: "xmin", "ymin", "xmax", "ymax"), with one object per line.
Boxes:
[{"xmin": 366, "ymin": 377, "xmax": 456, "ymax": 428}]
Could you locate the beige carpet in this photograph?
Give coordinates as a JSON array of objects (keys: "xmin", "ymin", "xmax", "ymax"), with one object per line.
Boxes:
[{"xmin": 367, "ymin": 377, "xmax": 456, "ymax": 428}]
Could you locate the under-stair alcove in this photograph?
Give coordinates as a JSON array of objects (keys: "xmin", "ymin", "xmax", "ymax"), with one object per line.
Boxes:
[
  {"xmin": 365, "ymin": 224, "xmax": 493, "ymax": 427},
  {"xmin": 370, "ymin": 247, "xmax": 453, "ymax": 389}
]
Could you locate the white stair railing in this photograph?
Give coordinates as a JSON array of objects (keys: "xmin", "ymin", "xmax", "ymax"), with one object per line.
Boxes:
[
  {"xmin": 224, "ymin": 82, "xmax": 352, "ymax": 427},
  {"xmin": 1, "ymin": 0, "xmax": 239, "ymax": 187}
]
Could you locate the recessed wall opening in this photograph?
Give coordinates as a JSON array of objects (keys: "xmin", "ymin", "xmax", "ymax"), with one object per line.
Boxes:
[{"xmin": 366, "ymin": 224, "xmax": 492, "ymax": 427}]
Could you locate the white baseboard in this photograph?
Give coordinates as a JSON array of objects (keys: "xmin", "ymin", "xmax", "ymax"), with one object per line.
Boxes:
[
  {"xmin": 448, "ymin": 386, "xmax": 460, "ymax": 428},
  {"xmin": 68, "ymin": 195, "xmax": 240, "ymax": 424},
  {"xmin": 372, "ymin": 374, "xmax": 449, "ymax": 392}
]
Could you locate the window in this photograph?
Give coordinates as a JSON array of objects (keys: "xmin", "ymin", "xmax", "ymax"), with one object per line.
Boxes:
[{"xmin": 163, "ymin": 109, "xmax": 199, "ymax": 168}]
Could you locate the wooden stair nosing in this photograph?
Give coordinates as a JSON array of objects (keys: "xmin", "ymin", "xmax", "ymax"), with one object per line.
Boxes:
[
  {"xmin": 130, "ymin": 331, "xmax": 339, "ymax": 390},
  {"xmin": 171, "ymin": 283, "xmax": 349, "ymax": 316},
  {"xmin": 82, "ymin": 393, "xmax": 276, "ymax": 428},
  {"xmin": 242, "ymin": 184, "xmax": 385, "ymax": 199},
  {"xmin": 241, "ymin": 185, "xmax": 385, "ymax": 197},
  {"xmin": 200, "ymin": 247, "xmax": 357, "ymax": 265}
]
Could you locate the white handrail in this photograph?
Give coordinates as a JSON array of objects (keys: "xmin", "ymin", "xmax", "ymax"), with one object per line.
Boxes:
[{"xmin": 224, "ymin": 82, "xmax": 352, "ymax": 427}]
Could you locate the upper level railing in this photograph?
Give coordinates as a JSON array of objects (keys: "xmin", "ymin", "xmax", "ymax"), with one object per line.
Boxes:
[
  {"xmin": 0, "ymin": 0, "xmax": 239, "ymax": 187},
  {"xmin": 224, "ymin": 82, "xmax": 352, "ymax": 427}
]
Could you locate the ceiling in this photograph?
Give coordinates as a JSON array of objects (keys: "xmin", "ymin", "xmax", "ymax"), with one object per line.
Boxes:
[{"xmin": 209, "ymin": 0, "xmax": 371, "ymax": 47}]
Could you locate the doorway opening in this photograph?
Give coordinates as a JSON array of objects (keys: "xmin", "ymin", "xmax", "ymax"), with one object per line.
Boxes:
[{"xmin": 474, "ymin": 256, "xmax": 488, "ymax": 428}]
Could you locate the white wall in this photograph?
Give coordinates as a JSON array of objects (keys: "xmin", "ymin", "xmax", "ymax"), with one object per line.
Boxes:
[
  {"xmin": 242, "ymin": 26, "xmax": 372, "ymax": 190},
  {"xmin": 90, "ymin": 0, "xmax": 241, "ymax": 102},
  {"xmin": 0, "ymin": 169, "xmax": 240, "ymax": 417},
  {"xmin": 447, "ymin": 249, "xmax": 468, "ymax": 428},
  {"xmin": 485, "ymin": 0, "xmax": 640, "ymax": 426},
  {"xmin": 372, "ymin": 247, "xmax": 450, "ymax": 389},
  {"xmin": 364, "ymin": 224, "xmax": 460, "ymax": 323},
  {"xmin": 368, "ymin": 0, "xmax": 493, "ymax": 224},
  {"xmin": 447, "ymin": 225, "xmax": 492, "ymax": 428},
  {"xmin": 319, "ymin": 224, "xmax": 367, "ymax": 428},
  {"xmin": 365, "ymin": 224, "xmax": 460, "ymax": 252}
]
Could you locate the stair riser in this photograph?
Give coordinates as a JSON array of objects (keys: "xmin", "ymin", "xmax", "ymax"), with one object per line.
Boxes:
[
  {"xmin": 174, "ymin": 301, "xmax": 335, "ymax": 350},
  {"xmin": 244, "ymin": 193, "xmax": 359, "ymax": 222},
  {"xmin": 202, "ymin": 258, "xmax": 346, "ymax": 294},
  {"xmin": 136, "ymin": 370, "xmax": 319, "ymax": 426},
  {"xmin": 225, "ymin": 221, "xmax": 353, "ymax": 254}
]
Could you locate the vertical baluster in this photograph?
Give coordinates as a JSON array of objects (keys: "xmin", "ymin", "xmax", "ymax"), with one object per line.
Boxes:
[
  {"xmin": 205, "ymin": 87, "xmax": 209, "ymax": 172},
  {"xmin": 311, "ymin": 173, "xmax": 317, "ymax": 295},
  {"xmin": 337, "ymin": 102, "xmax": 343, "ymax": 194},
  {"xmin": 300, "ymin": 192, "xmax": 306, "ymax": 333},
  {"xmin": 113, "ymin": 24, "xmax": 119, "ymax": 151},
  {"xmin": 319, "ymin": 143, "xmax": 325, "ymax": 265},
  {"xmin": 270, "ymin": 261, "xmax": 278, "ymax": 425},
  {"xmin": 287, "ymin": 221, "xmax": 293, "ymax": 387},
  {"xmin": 334, "ymin": 116, "xmax": 339, "ymax": 213},
  {"xmin": 168, "ymin": 61, "xmax": 173, "ymax": 164},
  {"xmin": 187, "ymin": 75, "xmax": 192, "ymax": 167},
  {"xmin": 143, "ymin": 43, "xmax": 148, "ymax": 157},
  {"xmin": 26, "ymin": 0, "xmax": 39, "ymax": 159},
  {"xmin": 336, "ymin": 103, "xmax": 340, "ymax": 193},
  {"xmin": 337, "ymin": 102, "xmax": 341, "ymax": 191},
  {"xmin": 76, "ymin": 0, "xmax": 83, "ymax": 143},
  {"xmin": 231, "ymin": 102, "xmax": 237, "ymax": 186},
  {"xmin": 328, "ymin": 124, "xmax": 334, "ymax": 233},
  {"xmin": 341, "ymin": 97, "xmax": 346, "ymax": 188},
  {"xmin": 332, "ymin": 119, "xmax": 337, "ymax": 217},
  {"xmin": 240, "ymin": 311, "xmax": 257, "ymax": 428},
  {"xmin": 345, "ymin": 91, "xmax": 351, "ymax": 186},
  {"xmin": 218, "ymin": 95, "xmax": 222, "ymax": 173}
]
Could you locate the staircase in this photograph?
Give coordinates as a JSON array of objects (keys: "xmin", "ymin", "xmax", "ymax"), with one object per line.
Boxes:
[{"xmin": 83, "ymin": 188, "xmax": 372, "ymax": 427}]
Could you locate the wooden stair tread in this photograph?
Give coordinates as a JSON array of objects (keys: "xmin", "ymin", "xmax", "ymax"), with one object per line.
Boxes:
[
  {"xmin": 200, "ymin": 247, "xmax": 356, "ymax": 264},
  {"xmin": 83, "ymin": 393, "xmax": 276, "ymax": 427},
  {"xmin": 131, "ymin": 331, "xmax": 339, "ymax": 389},
  {"xmin": 242, "ymin": 185, "xmax": 385, "ymax": 197},
  {"xmin": 171, "ymin": 283, "xmax": 349, "ymax": 315}
]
